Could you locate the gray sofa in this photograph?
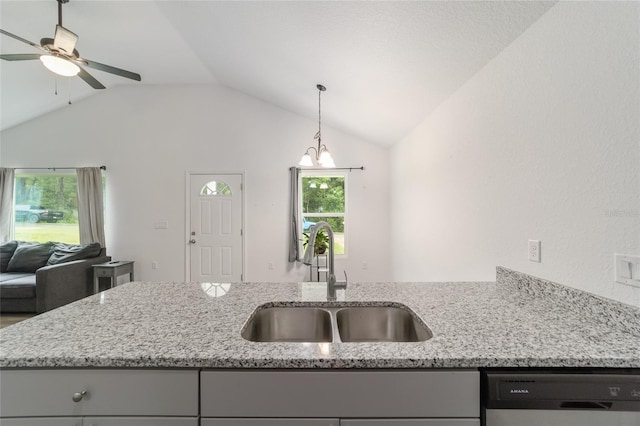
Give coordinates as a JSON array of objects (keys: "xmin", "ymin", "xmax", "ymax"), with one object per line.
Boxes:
[{"xmin": 0, "ymin": 241, "xmax": 111, "ymax": 313}]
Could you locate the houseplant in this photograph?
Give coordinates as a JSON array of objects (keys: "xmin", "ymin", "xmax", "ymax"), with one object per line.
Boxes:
[{"xmin": 303, "ymin": 229, "xmax": 329, "ymax": 255}]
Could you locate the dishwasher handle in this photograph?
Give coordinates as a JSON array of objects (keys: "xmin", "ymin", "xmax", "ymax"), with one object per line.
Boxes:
[{"xmin": 560, "ymin": 401, "xmax": 613, "ymax": 410}]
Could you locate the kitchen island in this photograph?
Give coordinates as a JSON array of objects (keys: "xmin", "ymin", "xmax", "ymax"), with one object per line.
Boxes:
[
  {"xmin": 1, "ymin": 267, "xmax": 639, "ymax": 369},
  {"xmin": 1, "ymin": 267, "xmax": 639, "ymax": 425}
]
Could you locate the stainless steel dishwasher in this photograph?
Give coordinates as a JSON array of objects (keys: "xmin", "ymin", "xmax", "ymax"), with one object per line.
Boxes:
[{"xmin": 482, "ymin": 369, "xmax": 640, "ymax": 426}]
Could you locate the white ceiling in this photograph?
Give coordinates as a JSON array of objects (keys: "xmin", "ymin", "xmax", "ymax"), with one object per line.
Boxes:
[{"xmin": 0, "ymin": 0, "xmax": 556, "ymax": 146}]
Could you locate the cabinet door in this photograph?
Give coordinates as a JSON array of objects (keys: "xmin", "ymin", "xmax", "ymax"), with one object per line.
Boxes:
[
  {"xmin": 201, "ymin": 370, "xmax": 479, "ymax": 418},
  {"xmin": 0, "ymin": 418, "xmax": 81, "ymax": 426},
  {"xmin": 341, "ymin": 420, "xmax": 480, "ymax": 426},
  {"xmin": 0, "ymin": 370, "xmax": 198, "ymax": 417},
  {"xmin": 201, "ymin": 420, "xmax": 338, "ymax": 426},
  {"xmin": 82, "ymin": 417, "xmax": 198, "ymax": 426}
]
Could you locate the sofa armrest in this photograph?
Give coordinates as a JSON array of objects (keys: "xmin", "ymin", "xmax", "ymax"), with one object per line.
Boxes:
[{"xmin": 35, "ymin": 255, "xmax": 111, "ymax": 313}]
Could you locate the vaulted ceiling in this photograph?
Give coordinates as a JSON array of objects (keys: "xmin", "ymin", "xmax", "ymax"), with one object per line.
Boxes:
[{"xmin": 0, "ymin": 0, "xmax": 556, "ymax": 146}]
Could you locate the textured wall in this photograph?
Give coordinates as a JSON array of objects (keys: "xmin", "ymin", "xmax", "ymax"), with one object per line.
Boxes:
[
  {"xmin": 1, "ymin": 84, "xmax": 391, "ymax": 283},
  {"xmin": 390, "ymin": 1, "xmax": 640, "ymax": 306}
]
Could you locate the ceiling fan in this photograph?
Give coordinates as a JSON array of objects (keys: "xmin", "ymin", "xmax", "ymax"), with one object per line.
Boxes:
[{"xmin": 0, "ymin": 0, "xmax": 141, "ymax": 89}]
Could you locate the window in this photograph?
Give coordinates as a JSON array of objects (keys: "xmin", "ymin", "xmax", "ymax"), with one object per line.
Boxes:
[
  {"xmin": 300, "ymin": 172, "xmax": 347, "ymax": 255},
  {"xmin": 201, "ymin": 181, "xmax": 232, "ymax": 196},
  {"xmin": 13, "ymin": 172, "xmax": 80, "ymax": 244}
]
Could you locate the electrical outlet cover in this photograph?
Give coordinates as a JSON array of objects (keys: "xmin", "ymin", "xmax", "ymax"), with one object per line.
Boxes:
[{"xmin": 528, "ymin": 240, "xmax": 541, "ymax": 263}]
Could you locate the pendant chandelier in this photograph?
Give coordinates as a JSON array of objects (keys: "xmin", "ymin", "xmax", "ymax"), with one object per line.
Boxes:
[{"xmin": 299, "ymin": 84, "xmax": 335, "ymax": 168}]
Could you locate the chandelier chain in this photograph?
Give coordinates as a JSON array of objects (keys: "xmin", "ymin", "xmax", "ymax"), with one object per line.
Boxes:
[{"xmin": 316, "ymin": 87, "xmax": 322, "ymax": 142}]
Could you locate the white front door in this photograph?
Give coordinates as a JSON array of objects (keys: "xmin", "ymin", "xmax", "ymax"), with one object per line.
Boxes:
[{"xmin": 188, "ymin": 173, "xmax": 243, "ymax": 282}]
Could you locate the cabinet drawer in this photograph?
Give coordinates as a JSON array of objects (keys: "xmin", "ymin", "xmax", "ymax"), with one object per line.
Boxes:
[
  {"xmin": 0, "ymin": 369, "xmax": 198, "ymax": 417},
  {"xmin": 201, "ymin": 370, "xmax": 479, "ymax": 418},
  {"xmin": 341, "ymin": 421, "xmax": 480, "ymax": 426},
  {"xmin": 0, "ymin": 418, "xmax": 81, "ymax": 426},
  {"xmin": 95, "ymin": 269, "xmax": 115, "ymax": 278},
  {"xmin": 83, "ymin": 417, "xmax": 198, "ymax": 426},
  {"xmin": 202, "ymin": 420, "xmax": 338, "ymax": 426}
]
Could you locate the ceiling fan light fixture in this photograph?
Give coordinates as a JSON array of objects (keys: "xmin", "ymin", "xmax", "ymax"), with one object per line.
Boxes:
[{"xmin": 40, "ymin": 54, "xmax": 79, "ymax": 76}]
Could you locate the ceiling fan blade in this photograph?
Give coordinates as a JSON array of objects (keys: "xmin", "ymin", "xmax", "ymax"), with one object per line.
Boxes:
[
  {"xmin": 0, "ymin": 53, "xmax": 42, "ymax": 61},
  {"xmin": 79, "ymin": 58, "xmax": 141, "ymax": 81},
  {"xmin": 77, "ymin": 66, "xmax": 106, "ymax": 90},
  {"xmin": 0, "ymin": 29, "xmax": 46, "ymax": 52}
]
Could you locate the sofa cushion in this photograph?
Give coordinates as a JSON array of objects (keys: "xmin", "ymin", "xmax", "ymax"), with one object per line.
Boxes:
[
  {"xmin": 6, "ymin": 242, "xmax": 54, "ymax": 273},
  {"xmin": 0, "ymin": 273, "xmax": 36, "ymax": 298},
  {"xmin": 0, "ymin": 272, "xmax": 33, "ymax": 283},
  {"xmin": 0, "ymin": 240, "xmax": 18, "ymax": 272},
  {"xmin": 48, "ymin": 242, "xmax": 102, "ymax": 265}
]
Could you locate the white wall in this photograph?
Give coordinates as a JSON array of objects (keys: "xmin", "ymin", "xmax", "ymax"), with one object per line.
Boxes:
[
  {"xmin": 390, "ymin": 1, "xmax": 640, "ymax": 306},
  {"xmin": 0, "ymin": 84, "xmax": 391, "ymax": 283}
]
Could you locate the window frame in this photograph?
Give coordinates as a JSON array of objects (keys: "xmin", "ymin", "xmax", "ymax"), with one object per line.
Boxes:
[{"xmin": 298, "ymin": 170, "xmax": 348, "ymax": 258}]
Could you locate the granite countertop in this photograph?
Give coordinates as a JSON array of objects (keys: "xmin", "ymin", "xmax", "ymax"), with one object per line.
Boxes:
[{"xmin": 1, "ymin": 267, "xmax": 639, "ymax": 369}]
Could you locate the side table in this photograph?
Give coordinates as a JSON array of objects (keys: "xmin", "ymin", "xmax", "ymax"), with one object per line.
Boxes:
[{"xmin": 93, "ymin": 261, "xmax": 135, "ymax": 294}]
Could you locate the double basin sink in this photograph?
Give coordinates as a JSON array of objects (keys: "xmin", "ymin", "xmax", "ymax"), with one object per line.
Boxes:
[{"xmin": 241, "ymin": 303, "xmax": 433, "ymax": 343}]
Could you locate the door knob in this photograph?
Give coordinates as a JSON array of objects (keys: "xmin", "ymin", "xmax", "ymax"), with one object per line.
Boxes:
[{"xmin": 189, "ymin": 239, "xmax": 196, "ymax": 244}]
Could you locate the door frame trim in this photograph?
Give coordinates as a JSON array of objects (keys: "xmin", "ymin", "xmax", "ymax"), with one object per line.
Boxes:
[{"xmin": 185, "ymin": 170, "xmax": 246, "ymax": 282}]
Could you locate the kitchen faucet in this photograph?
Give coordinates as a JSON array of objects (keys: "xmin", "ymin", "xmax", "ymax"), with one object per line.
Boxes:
[{"xmin": 303, "ymin": 221, "xmax": 347, "ymax": 301}]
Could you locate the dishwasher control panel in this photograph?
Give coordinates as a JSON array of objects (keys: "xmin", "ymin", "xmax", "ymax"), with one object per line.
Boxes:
[{"xmin": 483, "ymin": 370, "xmax": 640, "ymax": 412}]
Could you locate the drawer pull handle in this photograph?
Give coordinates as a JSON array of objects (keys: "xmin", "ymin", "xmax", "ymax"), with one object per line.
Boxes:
[{"xmin": 72, "ymin": 390, "xmax": 87, "ymax": 402}]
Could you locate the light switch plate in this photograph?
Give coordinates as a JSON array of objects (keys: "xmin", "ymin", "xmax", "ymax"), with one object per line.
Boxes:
[{"xmin": 614, "ymin": 253, "xmax": 640, "ymax": 288}]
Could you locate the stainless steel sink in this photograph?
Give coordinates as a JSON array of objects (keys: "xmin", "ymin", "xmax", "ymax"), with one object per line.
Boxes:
[
  {"xmin": 336, "ymin": 306, "xmax": 433, "ymax": 342},
  {"xmin": 241, "ymin": 303, "xmax": 432, "ymax": 343},
  {"xmin": 241, "ymin": 307, "xmax": 333, "ymax": 342}
]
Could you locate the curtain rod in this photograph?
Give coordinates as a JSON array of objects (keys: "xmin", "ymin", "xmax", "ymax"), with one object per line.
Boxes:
[
  {"xmin": 14, "ymin": 166, "xmax": 106, "ymax": 171},
  {"xmin": 295, "ymin": 166, "xmax": 364, "ymax": 171}
]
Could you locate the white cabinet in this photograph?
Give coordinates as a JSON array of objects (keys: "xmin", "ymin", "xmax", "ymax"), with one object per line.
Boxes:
[
  {"xmin": 1, "ymin": 368, "xmax": 480, "ymax": 425},
  {"xmin": 201, "ymin": 421, "xmax": 478, "ymax": 426},
  {"xmin": 1, "ymin": 418, "xmax": 197, "ymax": 426},
  {"xmin": 0, "ymin": 369, "xmax": 198, "ymax": 423},
  {"xmin": 202, "ymin": 420, "xmax": 339, "ymax": 426},
  {"xmin": 201, "ymin": 370, "xmax": 479, "ymax": 418},
  {"xmin": 200, "ymin": 370, "xmax": 480, "ymax": 425},
  {"xmin": 341, "ymin": 421, "xmax": 479, "ymax": 426},
  {"xmin": 0, "ymin": 419, "xmax": 82, "ymax": 426},
  {"xmin": 82, "ymin": 417, "xmax": 197, "ymax": 426}
]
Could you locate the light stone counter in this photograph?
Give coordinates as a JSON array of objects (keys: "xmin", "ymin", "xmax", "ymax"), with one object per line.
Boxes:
[{"xmin": 1, "ymin": 267, "xmax": 639, "ymax": 368}]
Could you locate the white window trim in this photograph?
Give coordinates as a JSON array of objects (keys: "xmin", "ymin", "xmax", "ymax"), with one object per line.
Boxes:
[{"xmin": 298, "ymin": 170, "xmax": 348, "ymax": 258}]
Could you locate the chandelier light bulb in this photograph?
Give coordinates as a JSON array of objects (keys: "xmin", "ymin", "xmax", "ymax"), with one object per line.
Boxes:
[
  {"xmin": 299, "ymin": 152, "xmax": 314, "ymax": 167},
  {"xmin": 318, "ymin": 150, "xmax": 332, "ymax": 164},
  {"xmin": 321, "ymin": 156, "xmax": 336, "ymax": 168}
]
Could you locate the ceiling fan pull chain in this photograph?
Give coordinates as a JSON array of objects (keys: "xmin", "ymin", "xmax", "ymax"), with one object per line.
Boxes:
[
  {"xmin": 55, "ymin": 77, "xmax": 58, "ymax": 95},
  {"xmin": 68, "ymin": 78, "xmax": 72, "ymax": 104}
]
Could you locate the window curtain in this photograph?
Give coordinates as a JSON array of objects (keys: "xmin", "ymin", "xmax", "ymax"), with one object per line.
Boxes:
[
  {"xmin": 288, "ymin": 166, "xmax": 300, "ymax": 262},
  {"xmin": 0, "ymin": 168, "xmax": 15, "ymax": 241},
  {"xmin": 76, "ymin": 167, "xmax": 105, "ymax": 246}
]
